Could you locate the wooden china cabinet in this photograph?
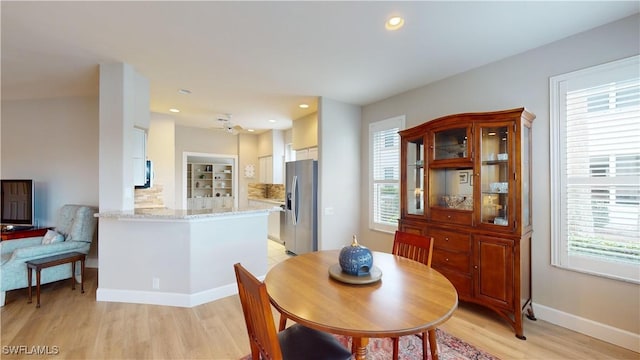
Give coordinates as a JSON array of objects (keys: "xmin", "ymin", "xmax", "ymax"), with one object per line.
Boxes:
[{"xmin": 399, "ymin": 108, "xmax": 536, "ymax": 339}]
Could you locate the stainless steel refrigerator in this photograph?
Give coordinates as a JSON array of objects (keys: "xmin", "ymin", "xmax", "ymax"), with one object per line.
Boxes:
[{"xmin": 281, "ymin": 159, "xmax": 318, "ymax": 255}]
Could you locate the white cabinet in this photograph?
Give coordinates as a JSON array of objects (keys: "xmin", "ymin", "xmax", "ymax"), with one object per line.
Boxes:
[
  {"xmin": 133, "ymin": 128, "xmax": 146, "ymax": 186},
  {"xmin": 268, "ymin": 209, "xmax": 281, "ymax": 242},
  {"xmin": 257, "ymin": 130, "xmax": 284, "ymax": 184},
  {"xmin": 187, "ymin": 162, "xmax": 234, "ymax": 210},
  {"xmin": 296, "ymin": 147, "xmax": 318, "ymax": 161},
  {"xmin": 248, "ymin": 200, "xmax": 282, "ymax": 242},
  {"xmin": 259, "ymin": 156, "xmax": 273, "ymax": 183},
  {"xmin": 259, "ymin": 155, "xmax": 284, "ymax": 184},
  {"xmin": 188, "ymin": 197, "xmax": 213, "ymax": 210}
]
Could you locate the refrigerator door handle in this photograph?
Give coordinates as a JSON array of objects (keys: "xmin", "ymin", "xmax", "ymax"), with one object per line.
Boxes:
[{"xmin": 292, "ymin": 175, "xmax": 298, "ymax": 225}]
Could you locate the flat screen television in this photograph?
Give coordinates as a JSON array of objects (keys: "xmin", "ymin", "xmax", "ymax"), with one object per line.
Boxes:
[{"xmin": 1, "ymin": 179, "xmax": 35, "ymax": 229}]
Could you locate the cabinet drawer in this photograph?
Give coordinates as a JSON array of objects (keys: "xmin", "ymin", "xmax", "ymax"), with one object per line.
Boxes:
[
  {"xmin": 436, "ymin": 268, "xmax": 472, "ymax": 298},
  {"xmin": 432, "ymin": 250, "xmax": 470, "ymax": 273},
  {"xmin": 430, "ymin": 208, "xmax": 472, "ymax": 226},
  {"xmin": 429, "ymin": 229, "xmax": 470, "ymax": 252}
]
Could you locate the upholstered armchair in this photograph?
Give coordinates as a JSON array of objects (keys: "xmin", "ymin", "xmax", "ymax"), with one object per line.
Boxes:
[{"xmin": 0, "ymin": 204, "xmax": 97, "ymax": 306}]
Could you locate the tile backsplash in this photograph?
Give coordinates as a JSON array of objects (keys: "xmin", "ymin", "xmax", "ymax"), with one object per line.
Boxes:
[
  {"xmin": 134, "ymin": 183, "xmax": 164, "ymax": 208},
  {"xmin": 248, "ymin": 183, "xmax": 266, "ymax": 198},
  {"xmin": 248, "ymin": 183, "xmax": 284, "ymax": 200},
  {"xmin": 267, "ymin": 184, "xmax": 284, "ymax": 200}
]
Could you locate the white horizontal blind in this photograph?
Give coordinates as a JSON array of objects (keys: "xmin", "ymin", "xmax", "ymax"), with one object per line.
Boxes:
[
  {"xmin": 370, "ymin": 116, "xmax": 404, "ymax": 233},
  {"xmin": 551, "ymin": 55, "xmax": 640, "ymax": 283}
]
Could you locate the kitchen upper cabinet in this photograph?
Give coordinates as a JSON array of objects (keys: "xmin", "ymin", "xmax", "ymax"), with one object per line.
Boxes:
[
  {"xmin": 258, "ymin": 130, "xmax": 284, "ymax": 184},
  {"xmin": 295, "ymin": 147, "xmax": 318, "ymax": 161},
  {"xmin": 133, "ymin": 127, "xmax": 146, "ymax": 187},
  {"xmin": 259, "ymin": 156, "xmax": 273, "ymax": 183}
]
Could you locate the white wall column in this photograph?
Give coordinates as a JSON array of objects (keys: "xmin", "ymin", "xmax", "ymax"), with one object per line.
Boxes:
[{"xmin": 98, "ymin": 62, "xmax": 149, "ymax": 212}]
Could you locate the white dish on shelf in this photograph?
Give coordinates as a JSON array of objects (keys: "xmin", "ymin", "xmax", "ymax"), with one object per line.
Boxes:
[
  {"xmin": 489, "ymin": 182, "xmax": 508, "ymax": 193},
  {"xmin": 494, "ymin": 217, "xmax": 508, "ymax": 226}
]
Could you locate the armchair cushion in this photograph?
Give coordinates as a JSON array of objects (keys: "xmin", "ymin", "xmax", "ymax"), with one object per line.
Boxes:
[
  {"xmin": 11, "ymin": 241, "xmax": 89, "ymax": 261},
  {"xmin": 66, "ymin": 206, "xmax": 96, "ymax": 242},
  {"xmin": 41, "ymin": 230, "xmax": 64, "ymax": 245}
]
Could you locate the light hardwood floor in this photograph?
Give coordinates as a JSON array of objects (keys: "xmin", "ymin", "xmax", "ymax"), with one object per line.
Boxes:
[{"xmin": 1, "ymin": 241, "xmax": 637, "ymax": 359}]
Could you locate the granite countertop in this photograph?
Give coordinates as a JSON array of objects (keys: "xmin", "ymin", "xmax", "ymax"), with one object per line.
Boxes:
[
  {"xmin": 248, "ymin": 197, "xmax": 285, "ymax": 206},
  {"xmin": 96, "ymin": 205, "xmax": 276, "ymax": 220}
]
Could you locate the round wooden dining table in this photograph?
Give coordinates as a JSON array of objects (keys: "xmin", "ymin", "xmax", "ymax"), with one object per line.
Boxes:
[{"xmin": 264, "ymin": 250, "xmax": 458, "ymax": 360}]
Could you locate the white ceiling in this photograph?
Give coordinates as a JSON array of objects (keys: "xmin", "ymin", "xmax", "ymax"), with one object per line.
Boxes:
[{"xmin": 2, "ymin": 1, "xmax": 638, "ymax": 132}]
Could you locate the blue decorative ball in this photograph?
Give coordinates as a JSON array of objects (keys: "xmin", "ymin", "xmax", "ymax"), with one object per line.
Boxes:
[{"xmin": 339, "ymin": 235, "xmax": 373, "ymax": 276}]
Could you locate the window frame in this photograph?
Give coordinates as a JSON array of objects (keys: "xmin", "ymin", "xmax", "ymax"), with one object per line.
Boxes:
[
  {"xmin": 369, "ymin": 115, "xmax": 405, "ymax": 233},
  {"xmin": 550, "ymin": 55, "xmax": 640, "ymax": 284}
]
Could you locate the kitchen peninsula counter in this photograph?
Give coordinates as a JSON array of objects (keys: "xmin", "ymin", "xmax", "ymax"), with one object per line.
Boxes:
[
  {"xmin": 96, "ymin": 206, "xmax": 270, "ymax": 308},
  {"xmin": 96, "ymin": 205, "xmax": 274, "ymax": 220}
]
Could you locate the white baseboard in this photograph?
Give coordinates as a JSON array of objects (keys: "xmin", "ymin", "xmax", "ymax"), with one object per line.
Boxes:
[
  {"xmin": 533, "ymin": 302, "xmax": 640, "ymax": 353},
  {"xmin": 96, "ymin": 283, "xmax": 239, "ymax": 308}
]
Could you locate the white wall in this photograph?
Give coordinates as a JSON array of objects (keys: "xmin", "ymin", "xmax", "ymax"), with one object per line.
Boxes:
[
  {"xmin": 318, "ymin": 97, "xmax": 361, "ymax": 250},
  {"xmin": 1, "ymin": 96, "xmax": 99, "ymax": 225},
  {"xmin": 148, "ymin": 113, "xmax": 176, "ymax": 208},
  {"xmin": 238, "ymin": 133, "xmax": 259, "ymax": 207},
  {"xmin": 359, "ymin": 14, "xmax": 640, "ymax": 346},
  {"xmin": 292, "ymin": 112, "xmax": 318, "ymax": 150}
]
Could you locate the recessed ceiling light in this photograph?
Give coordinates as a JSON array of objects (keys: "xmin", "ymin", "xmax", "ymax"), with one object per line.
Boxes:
[
  {"xmin": 248, "ymin": 129, "xmax": 255, "ymax": 132},
  {"xmin": 169, "ymin": 108, "xmax": 180, "ymax": 113},
  {"xmin": 269, "ymin": 119, "xmax": 276, "ymax": 123},
  {"xmin": 177, "ymin": 89, "xmax": 191, "ymax": 95},
  {"xmin": 299, "ymin": 103, "xmax": 309, "ymax": 109},
  {"xmin": 385, "ymin": 16, "xmax": 404, "ymax": 31}
]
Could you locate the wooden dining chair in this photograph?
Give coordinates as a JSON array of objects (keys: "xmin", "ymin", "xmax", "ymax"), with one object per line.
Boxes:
[
  {"xmin": 391, "ymin": 231, "xmax": 437, "ymax": 360},
  {"xmin": 233, "ymin": 263, "xmax": 352, "ymax": 360}
]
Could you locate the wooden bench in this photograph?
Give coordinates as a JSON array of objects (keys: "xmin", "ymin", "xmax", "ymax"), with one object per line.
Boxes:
[{"xmin": 26, "ymin": 252, "xmax": 86, "ymax": 308}]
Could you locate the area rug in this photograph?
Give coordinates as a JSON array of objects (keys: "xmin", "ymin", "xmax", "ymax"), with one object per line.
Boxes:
[{"xmin": 240, "ymin": 328, "xmax": 499, "ymax": 360}]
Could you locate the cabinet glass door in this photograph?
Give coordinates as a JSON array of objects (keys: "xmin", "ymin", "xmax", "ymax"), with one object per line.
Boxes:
[
  {"xmin": 480, "ymin": 125, "xmax": 510, "ymax": 226},
  {"xmin": 431, "ymin": 127, "xmax": 470, "ymax": 161},
  {"xmin": 429, "ymin": 168, "xmax": 474, "ymax": 210},
  {"xmin": 406, "ymin": 137, "xmax": 425, "ymax": 215}
]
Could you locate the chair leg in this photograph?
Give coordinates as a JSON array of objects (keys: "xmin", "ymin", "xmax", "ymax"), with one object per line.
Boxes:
[
  {"xmin": 249, "ymin": 341, "xmax": 261, "ymax": 360},
  {"xmin": 428, "ymin": 329, "xmax": 438, "ymax": 360},
  {"xmin": 392, "ymin": 337, "xmax": 399, "ymax": 360},
  {"xmin": 278, "ymin": 313, "xmax": 287, "ymax": 331},
  {"xmin": 421, "ymin": 331, "xmax": 428, "ymax": 360}
]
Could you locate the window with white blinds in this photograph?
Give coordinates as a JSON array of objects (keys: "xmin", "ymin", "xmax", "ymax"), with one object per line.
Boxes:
[
  {"xmin": 369, "ymin": 116, "xmax": 405, "ymax": 233},
  {"xmin": 550, "ymin": 55, "xmax": 640, "ymax": 283}
]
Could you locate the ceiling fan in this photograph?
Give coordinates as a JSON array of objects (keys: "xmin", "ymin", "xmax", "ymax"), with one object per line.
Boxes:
[{"xmin": 213, "ymin": 114, "xmax": 244, "ymax": 135}]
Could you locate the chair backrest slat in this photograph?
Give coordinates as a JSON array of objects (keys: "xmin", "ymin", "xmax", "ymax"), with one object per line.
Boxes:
[
  {"xmin": 392, "ymin": 231, "xmax": 434, "ymax": 267},
  {"xmin": 234, "ymin": 263, "xmax": 283, "ymax": 360}
]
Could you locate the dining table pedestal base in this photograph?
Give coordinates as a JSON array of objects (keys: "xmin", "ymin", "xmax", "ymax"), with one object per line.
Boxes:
[{"xmin": 352, "ymin": 337, "xmax": 369, "ymax": 360}]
